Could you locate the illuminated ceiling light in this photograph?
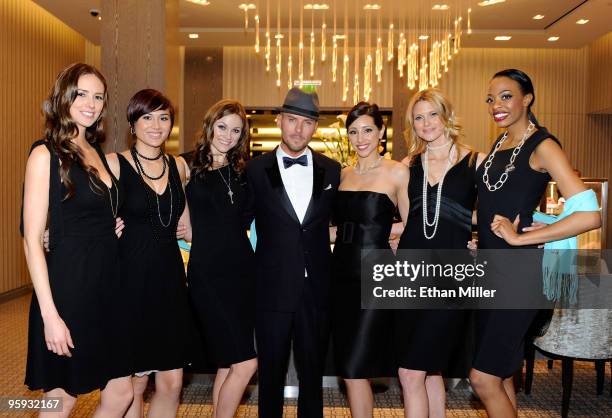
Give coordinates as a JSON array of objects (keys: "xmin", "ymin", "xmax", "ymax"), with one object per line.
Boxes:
[
  {"xmin": 576, "ymin": 19, "xmax": 589, "ymax": 24},
  {"xmin": 238, "ymin": 3, "xmax": 256, "ymax": 10},
  {"xmin": 186, "ymin": 0, "xmax": 211, "ymax": 5},
  {"xmin": 478, "ymin": 0, "xmax": 505, "ymax": 6},
  {"xmin": 304, "ymin": 3, "xmax": 329, "ymax": 10},
  {"xmin": 334, "ymin": 34, "xmax": 346, "ymax": 40},
  {"xmin": 363, "ymin": 4, "xmax": 381, "ymax": 10},
  {"xmin": 188, "ymin": 33, "xmax": 199, "ymax": 39},
  {"xmin": 418, "ymin": 35, "xmax": 429, "ymax": 40},
  {"xmin": 494, "ymin": 35, "xmax": 512, "ymax": 41},
  {"xmin": 548, "ymin": 36, "xmax": 559, "ymax": 41},
  {"xmin": 432, "ymin": 4, "xmax": 450, "ymax": 10},
  {"xmin": 532, "ymin": 14, "xmax": 545, "ymax": 20},
  {"xmin": 274, "ymin": 34, "xmax": 284, "ymax": 39}
]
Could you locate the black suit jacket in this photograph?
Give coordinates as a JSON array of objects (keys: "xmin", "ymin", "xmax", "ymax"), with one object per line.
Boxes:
[{"xmin": 245, "ymin": 148, "xmax": 341, "ymax": 312}]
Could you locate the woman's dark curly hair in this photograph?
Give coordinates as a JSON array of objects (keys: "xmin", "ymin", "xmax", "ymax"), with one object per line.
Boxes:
[
  {"xmin": 191, "ymin": 99, "xmax": 249, "ymax": 178},
  {"xmin": 43, "ymin": 62, "xmax": 108, "ymax": 199}
]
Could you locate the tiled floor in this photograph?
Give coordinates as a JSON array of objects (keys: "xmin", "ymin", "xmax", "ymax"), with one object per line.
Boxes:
[{"xmin": 1, "ymin": 294, "xmax": 611, "ymax": 417}]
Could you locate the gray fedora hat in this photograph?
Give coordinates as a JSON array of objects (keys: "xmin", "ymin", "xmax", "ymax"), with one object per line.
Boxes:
[{"xmin": 279, "ymin": 87, "xmax": 320, "ymax": 120}]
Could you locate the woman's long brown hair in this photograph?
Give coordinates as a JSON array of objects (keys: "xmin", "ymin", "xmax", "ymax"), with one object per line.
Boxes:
[
  {"xmin": 43, "ymin": 63, "xmax": 108, "ymax": 198},
  {"xmin": 191, "ymin": 99, "xmax": 250, "ymax": 178}
]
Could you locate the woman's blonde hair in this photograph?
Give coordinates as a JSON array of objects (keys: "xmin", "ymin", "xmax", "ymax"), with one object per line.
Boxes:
[{"xmin": 404, "ymin": 88, "xmax": 474, "ymax": 165}]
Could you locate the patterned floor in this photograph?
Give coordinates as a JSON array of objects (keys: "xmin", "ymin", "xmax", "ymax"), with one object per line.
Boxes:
[{"xmin": 1, "ymin": 294, "xmax": 611, "ymax": 417}]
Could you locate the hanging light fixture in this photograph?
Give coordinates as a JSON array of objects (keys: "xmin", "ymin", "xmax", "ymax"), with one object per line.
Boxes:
[
  {"xmin": 332, "ymin": 0, "xmax": 338, "ymax": 82},
  {"xmin": 342, "ymin": 0, "xmax": 349, "ymax": 102},
  {"xmin": 310, "ymin": 7, "xmax": 315, "ymax": 76},
  {"xmin": 287, "ymin": 0, "xmax": 293, "ymax": 88},
  {"xmin": 245, "ymin": 0, "xmax": 465, "ymax": 95},
  {"xmin": 275, "ymin": 0, "xmax": 282, "ymax": 87},
  {"xmin": 254, "ymin": 0, "xmax": 260, "ymax": 53},
  {"xmin": 353, "ymin": 2, "xmax": 360, "ymax": 104},
  {"xmin": 299, "ymin": 0, "xmax": 304, "ymax": 83},
  {"xmin": 265, "ymin": 0, "xmax": 271, "ymax": 72},
  {"xmin": 238, "ymin": 3, "xmax": 256, "ymax": 31}
]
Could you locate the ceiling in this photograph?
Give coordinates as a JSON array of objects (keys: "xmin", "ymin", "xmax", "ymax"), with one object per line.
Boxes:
[{"xmin": 34, "ymin": 0, "xmax": 612, "ymax": 48}]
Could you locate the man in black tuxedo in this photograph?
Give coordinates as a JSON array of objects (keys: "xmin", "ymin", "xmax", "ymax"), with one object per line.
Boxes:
[{"xmin": 245, "ymin": 88, "xmax": 341, "ymax": 418}]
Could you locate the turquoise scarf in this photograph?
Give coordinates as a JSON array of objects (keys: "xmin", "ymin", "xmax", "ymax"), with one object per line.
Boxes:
[{"xmin": 532, "ymin": 189, "xmax": 599, "ymax": 303}]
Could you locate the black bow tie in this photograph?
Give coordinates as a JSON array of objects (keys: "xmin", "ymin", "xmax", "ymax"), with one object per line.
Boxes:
[{"xmin": 282, "ymin": 155, "xmax": 308, "ymax": 169}]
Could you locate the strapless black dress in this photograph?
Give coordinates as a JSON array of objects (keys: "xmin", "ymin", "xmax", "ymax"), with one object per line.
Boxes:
[{"xmin": 331, "ymin": 191, "xmax": 396, "ymax": 378}]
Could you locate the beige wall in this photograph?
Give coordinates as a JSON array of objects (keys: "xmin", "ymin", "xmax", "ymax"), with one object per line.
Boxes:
[
  {"xmin": 0, "ymin": 0, "xmax": 87, "ymax": 295},
  {"xmin": 183, "ymin": 47, "xmax": 224, "ymax": 152},
  {"xmin": 587, "ymin": 32, "xmax": 612, "ymax": 114}
]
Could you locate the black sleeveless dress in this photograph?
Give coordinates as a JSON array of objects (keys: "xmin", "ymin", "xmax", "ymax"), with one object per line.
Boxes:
[
  {"xmin": 474, "ymin": 128, "xmax": 559, "ymax": 378},
  {"xmin": 331, "ymin": 191, "xmax": 396, "ymax": 378},
  {"xmin": 186, "ymin": 165, "xmax": 256, "ymax": 367},
  {"xmin": 395, "ymin": 152, "xmax": 477, "ymax": 378},
  {"xmin": 117, "ymin": 154, "xmax": 192, "ymax": 374},
  {"xmin": 24, "ymin": 140, "xmax": 129, "ymax": 395}
]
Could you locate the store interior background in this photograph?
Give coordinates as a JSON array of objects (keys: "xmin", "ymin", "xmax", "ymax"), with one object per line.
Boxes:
[{"xmin": 1, "ymin": 0, "xmax": 612, "ymax": 298}]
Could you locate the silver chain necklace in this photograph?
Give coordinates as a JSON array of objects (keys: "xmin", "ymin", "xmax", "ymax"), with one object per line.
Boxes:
[
  {"xmin": 217, "ymin": 164, "xmax": 234, "ymax": 204},
  {"xmin": 482, "ymin": 122, "xmax": 535, "ymax": 192},
  {"xmin": 422, "ymin": 144, "xmax": 455, "ymax": 240}
]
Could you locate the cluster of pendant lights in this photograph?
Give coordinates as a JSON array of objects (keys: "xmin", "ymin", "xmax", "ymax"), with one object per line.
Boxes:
[{"xmin": 244, "ymin": 0, "xmax": 472, "ymax": 101}]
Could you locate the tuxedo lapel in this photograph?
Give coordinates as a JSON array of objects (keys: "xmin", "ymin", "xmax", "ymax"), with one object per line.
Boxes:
[
  {"xmin": 264, "ymin": 151, "xmax": 300, "ymax": 224},
  {"xmin": 302, "ymin": 151, "xmax": 325, "ymax": 225}
]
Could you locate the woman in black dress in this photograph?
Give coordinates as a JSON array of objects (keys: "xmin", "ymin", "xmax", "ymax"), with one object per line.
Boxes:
[
  {"xmin": 395, "ymin": 88, "xmax": 484, "ymax": 418},
  {"xmin": 331, "ymin": 102, "xmax": 410, "ymax": 417},
  {"xmin": 106, "ymin": 89, "xmax": 192, "ymax": 418},
  {"xmin": 22, "ymin": 63, "xmax": 132, "ymax": 416},
  {"xmin": 471, "ymin": 69, "xmax": 601, "ymax": 416},
  {"xmin": 186, "ymin": 100, "xmax": 256, "ymax": 418}
]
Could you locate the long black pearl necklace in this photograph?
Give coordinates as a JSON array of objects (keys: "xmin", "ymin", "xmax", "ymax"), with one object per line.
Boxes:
[{"xmin": 130, "ymin": 146, "xmax": 173, "ymax": 229}]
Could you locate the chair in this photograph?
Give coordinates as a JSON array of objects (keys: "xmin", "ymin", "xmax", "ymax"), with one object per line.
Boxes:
[{"xmin": 523, "ymin": 308, "xmax": 612, "ymax": 418}]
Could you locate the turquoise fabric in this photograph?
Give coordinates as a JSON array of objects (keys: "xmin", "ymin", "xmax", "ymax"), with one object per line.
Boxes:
[
  {"xmin": 249, "ymin": 220, "xmax": 257, "ymax": 250},
  {"xmin": 532, "ymin": 189, "xmax": 600, "ymax": 303}
]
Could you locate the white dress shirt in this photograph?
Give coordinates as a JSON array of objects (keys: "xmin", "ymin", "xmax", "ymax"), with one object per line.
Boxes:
[{"xmin": 276, "ymin": 146, "xmax": 313, "ymax": 224}]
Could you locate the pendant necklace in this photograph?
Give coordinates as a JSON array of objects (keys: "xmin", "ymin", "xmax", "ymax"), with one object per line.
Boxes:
[{"xmin": 217, "ymin": 164, "xmax": 234, "ymax": 204}]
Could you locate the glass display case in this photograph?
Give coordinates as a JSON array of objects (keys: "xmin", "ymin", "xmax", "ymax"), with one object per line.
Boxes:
[{"xmin": 540, "ymin": 178, "xmax": 608, "ymax": 249}]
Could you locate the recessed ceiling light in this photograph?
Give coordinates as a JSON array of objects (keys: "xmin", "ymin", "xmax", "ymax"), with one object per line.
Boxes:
[
  {"xmin": 188, "ymin": 33, "xmax": 199, "ymax": 39},
  {"xmin": 418, "ymin": 35, "xmax": 430, "ymax": 40},
  {"xmin": 478, "ymin": 0, "xmax": 505, "ymax": 6},
  {"xmin": 533, "ymin": 14, "xmax": 545, "ymax": 20},
  {"xmin": 494, "ymin": 36, "xmax": 512, "ymax": 41},
  {"xmin": 238, "ymin": 3, "xmax": 256, "ymax": 10},
  {"xmin": 186, "ymin": 0, "xmax": 210, "ymax": 5},
  {"xmin": 363, "ymin": 4, "xmax": 381, "ymax": 10},
  {"xmin": 548, "ymin": 36, "xmax": 560, "ymax": 42},
  {"xmin": 304, "ymin": 3, "xmax": 330, "ymax": 9},
  {"xmin": 576, "ymin": 19, "xmax": 590, "ymax": 24},
  {"xmin": 432, "ymin": 4, "xmax": 450, "ymax": 10}
]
